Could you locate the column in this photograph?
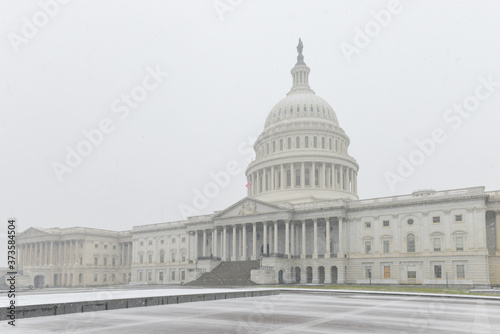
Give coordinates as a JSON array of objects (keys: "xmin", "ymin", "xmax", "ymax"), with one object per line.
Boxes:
[
  {"xmin": 242, "ymin": 224, "xmax": 247, "ymax": 260},
  {"xmin": 41, "ymin": 242, "xmax": 45, "ymax": 266},
  {"xmin": 338, "ymin": 218, "xmax": 344, "ymax": 257},
  {"xmin": 49, "ymin": 241, "xmax": 54, "ymax": 265},
  {"xmin": 263, "ymin": 222, "xmax": 268, "ymax": 255},
  {"xmin": 271, "ymin": 166, "xmax": 275, "ymax": 191},
  {"xmin": 313, "ymin": 218, "xmax": 318, "ymax": 259},
  {"xmin": 285, "ymin": 220, "xmax": 290, "ymax": 258},
  {"xmin": 496, "ymin": 211, "xmax": 500, "ymax": 253},
  {"xmin": 333, "ymin": 165, "xmax": 337, "ymax": 189},
  {"xmin": 202, "ymin": 230, "xmax": 207, "ymax": 257},
  {"xmin": 340, "ymin": 167, "xmax": 344, "ymax": 190},
  {"xmin": 70, "ymin": 241, "xmax": 74, "ymax": 265},
  {"xmin": 301, "ymin": 162, "xmax": 305, "ymax": 188},
  {"xmin": 194, "ymin": 231, "xmax": 199, "ymax": 260},
  {"xmin": 311, "ymin": 162, "xmax": 316, "ymax": 187},
  {"xmin": 223, "ymin": 226, "xmax": 227, "ymax": 260},
  {"xmin": 321, "ymin": 163, "xmax": 326, "ymax": 188},
  {"xmin": 291, "ymin": 164, "xmax": 295, "ymax": 187},
  {"xmin": 325, "ymin": 218, "xmax": 330, "ymax": 258},
  {"xmin": 274, "ymin": 221, "xmax": 279, "ymax": 254},
  {"xmin": 252, "ymin": 223, "xmax": 257, "ymax": 260},
  {"xmin": 301, "ymin": 221, "xmax": 306, "ymax": 259},
  {"xmin": 280, "ymin": 164, "xmax": 284, "ymax": 189},
  {"xmin": 290, "ymin": 223, "xmax": 295, "ymax": 257},
  {"xmin": 213, "ymin": 228, "xmax": 218, "ymax": 257},
  {"xmin": 128, "ymin": 242, "xmax": 132, "ymax": 266},
  {"xmin": 58, "ymin": 242, "xmax": 62, "ymax": 265},
  {"xmin": 232, "ymin": 225, "xmax": 237, "ymax": 261}
]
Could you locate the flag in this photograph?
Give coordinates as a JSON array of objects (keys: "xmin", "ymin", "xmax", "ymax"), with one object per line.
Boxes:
[{"xmin": 246, "ymin": 179, "xmax": 252, "ymax": 189}]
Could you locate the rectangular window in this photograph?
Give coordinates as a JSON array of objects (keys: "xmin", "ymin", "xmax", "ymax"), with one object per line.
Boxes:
[
  {"xmin": 182, "ymin": 237, "xmax": 186, "ymax": 243},
  {"xmin": 95, "ymin": 244, "xmax": 98, "ymax": 248},
  {"xmin": 159, "ymin": 272, "xmax": 164, "ymax": 281},
  {"xmin": 104, "ymin": 245, "xmax": 108, "ymax": 249},
  {"xmin": 365, "ymin": 241, "xmax": 371, "ymax": 254},
  {"xmin": 455, "ymin": 215, "xmax": 463, "ymax": 222},
  {"xmin": 112, "ymin": 274, "xmax": 115, "ymax": 281},
  {"xmin": 407, "ymin": 266, "xmax": 417, "ymax": 280},
  {"xmin": 383, "ymin": 220, "xmax": 390, "ymax": 227},
  {"xmin": 104, "ymin": 257, "xmax": 108, "ymax": 265},
  {"xmin": 433, "ymin": 216, "xmax": 440, "ymax": 223},
  {"xmin": 171, "ymin": 252, "xmax": 176, "ymax": 262},
  {"xmin": 456, "ymin": 237, "xmax": 464, "ymax": 251},
  {"xmin": 364, "ymin": 222, "xmax": 371, "ymax": 228},
  {"xmin": 103, "ymin": 274, "xmax": 107, "ymax": 282},
  {"xmin": 94, "ymin": 256, "xmax": 98, "ymax": 265},
  {"xmin": 112, "ymin": 258, "xmax": 115, "ymax": 266},
  {"xmin": 383, "ymin": 240, "xmax": 390, "ymax": 253},
  {"xmin": 140, "ymin": 241, "xmax": 144, "ymax": 246},
  {"xmin": 148, "ymin": 271, "xmax": 152, "ymax": 281},
  {"xmin": 139, "ymin": 271, "xmax": 143, "ymax": 281},
  {"xmin": 80, "ymin": 257, "xmax": 83, "ymax": 265},
  {"xmin": 365, "ymin": 267, "xmax": 372, "ymax": 279},
  {"xmin": 172, "ymin": 238, "xmax": 176, "ymax": 244},
  {"xmin": 457, "ymin": 264, "xmax": 465, "ymax": 279},
  {"xmin": 181, "ymin": 252, "xmax": 186, "ymax": 262},
  {"xmin": 181, "ymin": 270, "xmax": 186, "ymax": 280},
  {"xmin": 433, "ymin": 238, "xmax": 441, "ymax": 252},
  {"xmin": 384, "ymin": 266, "xmax": 391, "ymax": 279},
  {"xmin": 94, "ymin": 273, "xmax": 98, "ymax": 282},
  {"xmin": 113, "ymin": 245, "xmax": 116, "ymax": 250},
  {"xmin": 171, "ymin": 270, "xmax": 176, "ymax": 280},
  {"xmin": 434, "ymin": 265, "xmax": 442, "ymax": 279},
  {"xmin": 148, "ymin": 254, "xmax": 153, "ymax": 264},
  {"xmin": 139, "ymin": 255, "xmax": 144, "ymax": 264}
]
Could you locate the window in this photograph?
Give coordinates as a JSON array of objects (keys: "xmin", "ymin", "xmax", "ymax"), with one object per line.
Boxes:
[
  {"xmin": 433, "ymin": 216, "xmax": 440, "ymax": 223},
  {"xmin": 457, "ymin": 264, "xmax": 465, "ymax": 279},
  {"xmin": 287, "ymin": 138, "xmax": 292, "ymax": 149},
  {"xmin": 434, "ymin": 265, "xmax": 442, "ymax": 279},
  {"xmin": 94, "ymin": 273, "xmax": 98, "ymax": 282},
  {"xmin": 181, "ymin": 270, "xmax": 186, "ymax": 280},
  {"xmin": 148, "ymin": 271, "xmax": 152, "ymax": 281},
  {"xmin": 95, "ymin": 244, "xmax": 98, "ymax": 249},
  {"xmin": 329, "ymin": 138, "xmax": 332, "ymax": 150},
  {"xmin": 365, "ymin": 241, "xmax": 372, "ymax": 254},
  {"xmin": 172, "ymin": 238, "xmax": 176, "ymax": 244},
  {"xmin": 94, "ymin": 256, "xmax": 98, "ymax": 265},
  {"xmin": 383, "ymin": 240, "xmax": 390, "ymax": 253},
  {"xmin": 295, "ymin": 169, "xmax": 300, "ymax": 186},
  {"xmin": 160, "ymin": 239, "xmax": 165, "ymax": 245},
  {"xmin": 159, "ymin": 272, "xmax": 164, "ymax": 281},
  {"xmin": 384, "ymin": 266, "xmax": 391, "ymax": 279},
  {"xmin": 296, "ymin": 137, "xmax": 300, "ymax": 148},
  {"xmin": 455, "ymin": 215, "xmax": 463, "ymax": 222},
  {"xmin": 433, "ymin": 238, "xmax": 441, "ymax": 252},
  {"xmin": 456, "ymin": 237, "xmax": 464, "ymax": 251},
  {"xmin": 112, "ymin": 258, "xmax": 115, "ymax": 266},
  {"xmin": 148, "ymin": 254, "xmax": 153, "ymax": 264},
  {"xmin": 140, "ymin": 241, "xmax": 144, "ymax": 246},
  {"xmin": 112, "ymin": 274, "xmax": 115, "ymax": 281},
  {"xmin": 138, "ymin": 271, "xmax": 143, "ymax": 281},
  {"xmin": 364, "ymin": 222, "xmax": 371, "ymax": 228},
  {"xmin": 315, "ymin": 169, "xmax": 319, "ymax": 186},
  {"xmin": 103, "ymin": 257, "xmax": 108, "ymax": 266},
  {"xmin": 305, "ymin": 169, "xmax": 310, "ymax": 186},
  {"xmin": 305, "ymin": 136, "xmax": 309, "ymax": 148},
  {"xmin": 407, "ymin": 234, "xmax": 415, "ymax": 252},
  {"xmin": 171, "ymin": 252, "xmax": 176, "ymax": 262},
  {"xmin": 139, "ymin": 254, "xmax": 144, "ymax": 264},
  {"xmin": 79, "ymin": 273, "xmax": 83, "ymax": 283},
  {"xmin": 313, "ymin": 137, "xmax": 317, "ymax": 148},
  {"xmin": 365, "ymin": 267, "xmax": 372, "ymax": 279},
  {"xmin": 160, "ymin": 250, "xmax": 165, "ymax": 263},
  {"xmin": 181, "ymin": 251, "xmax": 186, "ymax": 262},
  {"xmin": 287, "ymin": 170, "xmax": 291, "ymax": 187},
  {"xmin": 171, "ymin": 270, "xmax": 176, "ymax": 280},
  {"xmin": 79, "ymin": 257, "xmax": 83, "ymax": 265},
  {"xmin": 104, "ymin": 244, "xmax": 108, "ymax": 249},
  {"xmin": 280, "ymin": 139, "xmax": 283, "ymax": 151},
  {"xmin": 407, "ymin": 266, "xmax": 416, "ymax": 279},
  {"xmin": 113, "ymin": 245, "xmax": 116, "ymax": 250},
  {"xmin": 103, "ymin": 274, "xmax": 107, "ymax": 282},
  {"xmin": 407, "ymin": 219, "xmax": 414, "ymax": 225},
  {"xmin": 383, "ymin": 220, "xmax": 390, "ymax": 227},
  {"xmin": 149, "ymin": 240, "xmax": 153, "ymax": 246},
  {"xmin": 321, "ymin": 137, "xmax": 325, "ymax": 149}
]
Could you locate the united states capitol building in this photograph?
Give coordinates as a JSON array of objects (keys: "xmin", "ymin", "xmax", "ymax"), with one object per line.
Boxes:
[{"xmin": 16, "ymin": 41, "xmax": 500, "ymax": 289}]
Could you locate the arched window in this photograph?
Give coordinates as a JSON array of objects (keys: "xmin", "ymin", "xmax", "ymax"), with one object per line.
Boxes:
[
  {"xmin": 321, "ymin": 137, "xmax": 325, "ymax": 149},
  {"xmin": 329, "ymin": 138, "xmax": 332, "ymax": 150},
  {"xmin": 313, "ymin": 137, "xmax": 317, "ymax": 148},
  {"xmin": 295, "ymin": 169, "xmax": 301, "ymax": 186},
  {"xmin": 159, "ymin": 250, "xmax": 165, "ymax": 263},
  {"xmin": 288, "ymin": 137, "xmax": 292, "ymax": 149},
  {"xmin": 305, "ymin": 169, "xmax": 310, "ymax": 186},
  {"xmin": 407, "ymin": 234, "xmax": 416, "ymax": 253},
  {"xmin": 280, "ymin": 139, "xmax": 283, "ymax": 151},
  {"xmin": 315, "ymin": 169, "xmax": 319, "ymax": 186},
  {"xmin": 287, "ymin": 169, "xmax": 291, "ymax": 187},
  {"xmin": 305, "ymin": 136, "xmax": 309, "ymax": 148},
  {"xmin": 296, "ymin": 137, "xmax": 300, "ymax": 148}
]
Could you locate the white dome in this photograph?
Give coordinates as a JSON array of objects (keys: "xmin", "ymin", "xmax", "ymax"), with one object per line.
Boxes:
[{"xmin": 264, "ymin": 92, "xmax": 339, "ymax": 129}]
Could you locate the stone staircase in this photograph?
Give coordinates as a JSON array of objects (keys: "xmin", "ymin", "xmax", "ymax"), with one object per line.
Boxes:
[{"xmin": 186, "ymin": 260, "xmax": 260, "ymax": 286}]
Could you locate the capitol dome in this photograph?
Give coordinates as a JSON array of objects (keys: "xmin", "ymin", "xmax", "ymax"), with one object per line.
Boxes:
[{"xmin": 246, "ymin": 39, "xmax": 359, "ymax": 204}]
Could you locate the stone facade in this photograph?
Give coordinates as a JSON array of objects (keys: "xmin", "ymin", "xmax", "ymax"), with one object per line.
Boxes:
[{"xmin": 16, "ymin": 41, "xmax": 500, "ymax": 288}]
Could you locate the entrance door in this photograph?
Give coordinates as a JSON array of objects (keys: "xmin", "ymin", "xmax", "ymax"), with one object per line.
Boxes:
[
  {"xmin": 306, "ymin": 267, "xmax": 313, "ymax": 283},
  {"xmin": 295, "ymin": 267, "xmax": 301, "ymax": 283},
  {"xmin": 331, "ymin": 266, "xmax": 338, "ymax": 284},
  {"xmin": 278, "ymin": 270, "xmax": 284, "ymax": 284},
  {"xmin": 34, "ymin": 275, "xmax": 45, "ymax": 289},
  {"xmin": 318, "ymin": 266, "xmax": 325, "ymax": 284}
]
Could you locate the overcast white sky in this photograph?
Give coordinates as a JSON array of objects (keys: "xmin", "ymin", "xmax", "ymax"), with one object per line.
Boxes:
[{"xmin": 1, "ymin": 0, "xmax": 500, "ymax": 250}]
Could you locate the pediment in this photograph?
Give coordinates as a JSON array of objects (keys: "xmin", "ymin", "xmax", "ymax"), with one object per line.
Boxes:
[
  {"xmin": 19, "ymin": 227, "xmax": 51, "ymax": 238},
  {"xmin": 213, "ymin": 197, "xmax": 290, "ymax": 220}
]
